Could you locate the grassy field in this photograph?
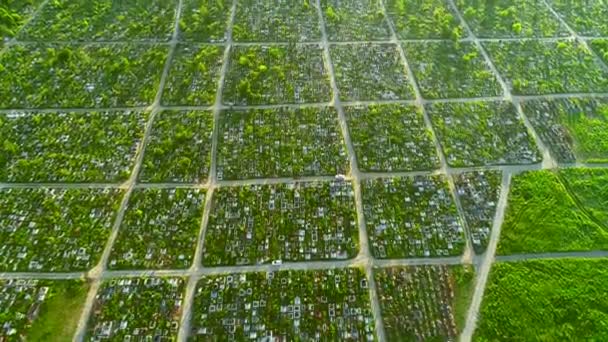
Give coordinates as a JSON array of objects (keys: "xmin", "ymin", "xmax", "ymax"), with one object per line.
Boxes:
[
  {"xmin": 560, "ymin": 168, "xmax": 608, "ymax": 227},
  {"xmin": 453, "ymin": 265, "xmax": 475, "ymax": 332},
  {"xmin": 498, "ymin": 170, "xmax": 608, "ymax": 255},
  {"xmin": 475, "ymin": 259, "xmax": 608, "ymax": 341}
]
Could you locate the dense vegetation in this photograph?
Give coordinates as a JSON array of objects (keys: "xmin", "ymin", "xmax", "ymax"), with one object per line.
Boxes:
[
  {"xmin": 321, "ymin": 0, "xmax": 390, "ymax": 41},
  {"xmin": 384, "ymin": 0, "xmax": 464, "ymax": 39},
  {"xmin": 0, "ymin": 0, "xmax": 44, "ymax": 41},
  {"xmin": 547, "ymin": 0, "xmax": 608, "ymax": 36},
  {"xmin": 498, "ymin": 170, "xmax": 608, "ymax": 255},
  {"xmin": 475, "ymin": 259, "xmax": 608, "ymax": 341},
  {"xmin": 559, "ymin": 167, "xmax": 608, "ymax": 228},
  {"xmin": 179, "ymin": 0, "xmax": 231, "ymax": 42}
]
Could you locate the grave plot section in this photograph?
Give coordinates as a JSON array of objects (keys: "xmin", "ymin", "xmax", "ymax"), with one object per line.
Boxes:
[
  {"xmin": 402, "ymin": 41, "xmax": 502, "ymax": 99},
  {"xmin": 223, "ymin": 45, "xmax": 331, "ymax": 105},
  {"xmin": 179, "ymin": 0, "xmax": 232, "ymax": 42},
  {"xmin": 216, "ymin": 107, "xmax": 348, "ymax": 180},
  {"xmin": 320, "ymin": 0, "xmax": 391, "ymax": 41},
  {"xmin": 384, "ymin": 0, "xmax": 464, "ymax": 39},
  {"xmin": 0, "ymin": 188, "xmax": 121, "ymax": 272},
  {"xmin": 0, "ymin": 43, "xmax": 168, "ymax": 109},
  {"xmin": 559, "ymin": 168, "xmax": 608, "ymax": 228},
  {"xmin": 483, "ymin": 40, "xmax": 608, "ymax": 95},
  {"xmin": 428, "ymin": 101, "xmax": 540, "ymax": 167},
  {"xmin": 590, "ymin": 39, "xmax": 608, "ymax": 64},
  {"xmin": 0, "ymin": 111, "xmax": 146, "ymax": 183},
  {"xmin": 454, "ymin": 170, "xmax": 501, "ymax": 254},
  {"xmin": 455, "ymin": 0, "xmax": 568, "ymax": 38},
  {"xmin": 18, "ymin": 0, "xmax": 177, "ymax": 42},
  {"xmin": 190, "ymin": 268, "xmax": 375, "ymax": 341},
  {"xmin": 86, "ymin": 277, "xmax": 184, "ymax": 341},
  {"xmin": 232, "ymin": 0, "xmax": 320, "ymax": 42},
  {"xmin": 521, "ymin": 98, "xmax": 608, "ymax": 163},
  {"xmin": 139, "ymin": 110, "xmax": 213, "ymax": 183},
  {"xmin": 375, "ymin": 265, "xmax": 475, "ymax": 341},
  {"xmin": 330, "ymin": 43, "xmax": 415, "ymax": 102},
  {"xmin": 162, "ymin": 44, "xmax": 224, "ymax": 106},
  {"xmin": 0, "ymin": 279, "xmax": 89, "ymax": 341},
  {"xmin": 362, "ymin": 176, "xmax": 466, "ymax": 259},
  {"xmin": 344, "ymin": 104, "xmax": 439, "ymax": 172},
  {"xmin": 0, "ymin": 0, "xmax": 45, "ymax": 41},
  {"xmin": 547, "ymin": 0, "xmax": 608, "ymax": 37},
  {"xmin": 475, "ymin": 259, "xmax": 608, "ymax": 340},
  {"xmin": 203, "ymin": 181, "xmax": 358, "ymax": 266},
  {"xmin": 109, "ymin": 188, "xmax": 205, "ymax": 270},
  {"xmin": 498, "ymin": 170, "xmax": 608, "ymax": 255}
]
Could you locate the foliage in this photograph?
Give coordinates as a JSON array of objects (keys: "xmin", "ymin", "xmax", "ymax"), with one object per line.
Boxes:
[
  {"xmin": 0, "ymin": 111, "xmax": 146, "ymax": 182},
  {"xmin": 223, "ymin": 45, "xmax": 331, "ymax": 105},
  {"xmin": 320, "ymin": 0, "xmax": 390, "ymax": 41},
  {"xmin": 590, "ymin": 39, "xmax": 608, "ymax": 64},
  {"xmin": 427, "ymin": 101, "xmax": 540, "ymax": 167},
  {"xmin": 454, "ymin": 170, "xmax": 502, "ymax": 254},
  {"xmin": 232, "ymin": 0, "xmax": 320, "ymax": 42},
  {"xmin": 0, "ymin": 43, "xmax": 168, "ymax": 108},
  {"xmin": 384, "ymin": 0, "xmax": 464, "ymax": 39},
  {"xmin": 140, "ymin": 110, "xmax": 213, "ymax": 183},
  {"xmin": 522, "ymin": 97, "xmax": 608, "ymax": 163},
  {"xmin": 86, "ymin": 277, "xmax": 184, "ymax": 340},
  {"xmin": 483, "ymin": 40, "xmax": 608, "ymax": 95},
  {"xmin": 203, "ymin": 181, "xmax": 359, "ymax": 266},
  {"xmin": 345, "ymin": 104, "xmax": 439, "ymax": 172},
  {"xmin": 475, "ymin": 259, "xmax": 608, "ymax": 341},
  {"xmin": 547, "ymin": 0, "xmax": 608, "ymax": 36},
  {"xmin": 191, "ymin": 268, "xmax": 375, "ymax": 340},
  {"xmin": 19, "ymin": 0, "xmax": 177, "ymax": 41},
  {"xmin": 0, "ymin": 279, "xmax": 88, "ymax": 341},
  {"xmin": 179, "ymin": 0, "xmax": 231, "ymax": 42},
  {"xmin": 375, "ymin": 265, "xmax": 475, "ymax": 341},
  {"xmin": 362, "ymin": 176, "xmax": 466, "ymax": 258},
  {"xmin": 0, "ymin": 0, "xmax": 44, "ymax": 40},
  {"xmin": 559, "ymin": 167, "xmax": 608, "ymax": 227},
  {"xmin": 0, "ymin": 188, "xmax": 121, "ymax": 271},
  {"xmin": 456, "ymin": 0, "xmax": 568, "ymax": 38},
  {"xmin": 498, "ymin": 170, "xmax": 608, "ymax": 255},
  {"xmin": 402, "ymin": 41, "xmax": 502, "ymax": 99},
  {"xmin": 330, "ymin": 43, "xmax": 415, "ymax": 101},
  {"xmin": 216, "ymin": 107, "xmax": 348, "ymax": 180}
]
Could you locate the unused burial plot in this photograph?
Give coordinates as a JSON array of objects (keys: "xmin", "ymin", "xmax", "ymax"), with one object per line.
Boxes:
[
  {"xmin": 330, "ymin": 43, "xmax": 415, "ymax": 102},
  {"xmin": 455, "ymin": 0, "xmax": 568, "ymax": 38},
  {"xmin": 86, "ymin": 277, "xmax": 184, "ymax": 341},
  {"xmin": 320, "ymin": 0, "xmax": 391, "ymax": 41},
  {"xmin": 0, "ymin": 188, "xmax": 121, "ymax": 272},
  {"xmin": 402, "ymin": 41, "xmax": 502, "ymax": 99},
  {"xmin": 454, "ymin": 171, "xmax": 501, "ymax": 254},
  {"xmin": 498, "ymin": 170, "xmax": 608, "ymax": 255},
  {"xmin": 109, "ymin": 188, "xmax": 205, "ymax": 270},
  {"xmin": 560, "ymin": 168, "xmax": 608, "ymax": 229},
  {"xmin": 0, "ymin": 279, "xmax": 89, "ymax": 341},
  {"xmin": 139, "ymin": 110, "xmax": 213, "ymax": 183},
  {"xmin": 162, "ymin": 44, "xmax": 223, "ymax": 106},
  {"xmin": 232, "ymin": 0, "xmax": 320, "ymax": 42},
  {"xmin": 223, "ymin": 45, "xmax": 331, "ymax": 105},
  {"xmin": 0, "ymin": 0, "xmax": 45, "ymax": 41},
  {"xmin": 179, "ymin": 0, "xmax": 232, "ymax": 42},
  {"xmin": 345, "ymin": 104, "xmax": 439, "ymax": 172},
  {"xmin": 0, "ymin": 43, "xmax": 168, "ymax": 109},
  {"xmin": 475, "ymin": 259, "xmax": 608, "ymax": 341},
  {"xmin": 547, "ymin": 0, "xmax": 608, "ymax": 37},
  {"xmin": 216, "ymin": 107, "xmax": 348, "ymax": 180},
  {"xmin": 0, "ymin": 111, "xmax": 146, "ymax": 183},
  {"xmin": 384, "ymin": 0, "xmax": 464, "ymax": 39},
  {"xmin": 483, "ymin": 40, "xmax": 608, "ymax": 95},
  {"xmin": 362, "ymin": 176, "xmax": 466, "ymax": 259},
  {"xmin": 375, "ymin": 265, "xmax": 474, "ymax": 342},
  {"xmin": 427, "ymin": 101, "xmax": 540, "ymax": 167},
  {"xmin": 203, "ymin": 181, "xmax": 358, "ymax": 266},
  {"xmin": 522, "ymin": 98, "xmax": 608, "ymax": 163},
  {"xmin": 190, "ymin": 268, "xmax": 375, "ymax": 341},
  {"xmin": 18, "ymin": 0, "xmax": 177, "ymax": 42}
]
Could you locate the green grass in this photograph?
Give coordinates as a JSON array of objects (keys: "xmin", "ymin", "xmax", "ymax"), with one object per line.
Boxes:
[
  {"xmin": 453, "ymin": 265, "xmax": 475, "ymax": 331},
  {"xmin": 498, "ymin": 170, "xmax": 608, "ymax": 255},
  {"xmin": 28, "ymin": 280, "xmax": 89, "ymax": 341},
  {"xmin": 475, "ymin": 259, "xmax": 608, "ymax": 341},
  {"xmin": 561, "ymin": 100, "xmax": 608, "ymax": 163},
  {"xmin": 560, "ymin": 168, "xmax": 608, "ymax": 227}
]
